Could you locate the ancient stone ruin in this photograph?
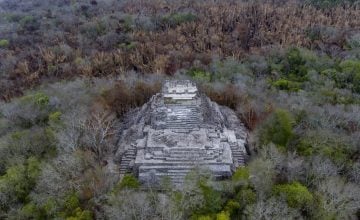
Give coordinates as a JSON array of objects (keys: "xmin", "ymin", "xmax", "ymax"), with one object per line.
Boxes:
[{"xmin": 115, "ymin": 80, "xmax": 248, "ymax": 186}]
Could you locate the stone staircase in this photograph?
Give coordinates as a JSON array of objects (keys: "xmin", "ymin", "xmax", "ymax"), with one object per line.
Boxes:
[
  {"xmin": 119, "ymin": 144, "xmax": 137, "ymax": 174},
  {"xmin": 138, "ymin": 146, "xmax": 228, "ymax": 185},
  {"xmin": 164, "ymin": 104, "xmax": 203, "ymax": 131},
  {"xmin": 230, "ymin": 143, "xmax": 245, "ymax": 169},
  {"xmin": 138, "ymin": 164, "xmax": 226, "ymax": 185}
]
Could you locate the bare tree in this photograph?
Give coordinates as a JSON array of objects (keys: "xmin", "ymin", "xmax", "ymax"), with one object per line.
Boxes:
[
  {"xmin": 81, "ymin": 110, "xmax": 117, "ymax": 161},
  {"xmin": 304, "ymin": 156, "xmax": 340, "ymax": 187},
  {"xmin": 248, "ymin": 155, "xmax": 276, "ymax": 199},
  {"xmin": 52, "ymin": 107, "xmax": 87, "ymax": 152},
  {"xmin": 245, "ymin": 197, "xmax": 302, "ymax": 220},
  {"xmin": 318, "ymin": 177, "xmax": 360, "ymax": 219},
  {"xmin": 106, "ymin": 190, "xmax": 159, "ymax": 220}
]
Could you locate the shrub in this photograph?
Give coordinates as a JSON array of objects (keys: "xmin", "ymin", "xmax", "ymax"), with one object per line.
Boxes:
[
  {"xmin": 235, "ymin": 188, "xmax": 256, "ymax": 208},
  {"xmin": 272, "ymin": 79, "xmax": 301, "ymax": 91},
  {"xmin": 284, "ymin": 48, "xmax": 308, "ymax": 80},
  {"xmin": 296, "ymin": 129, "xmax": 354, "ymax": 164},
  {"xmin": 338, "ymin": 60, "xmax": 360, "ymax": 92},
  {"xmin": 8, "ymin": 128, "xmax": 56, "ymax": 159},
  {"xmin": 223, "ymin": 200, "xmax": 241, "ymax": 215},
  {"xmin": 339, "ymin": 60, "xmax": 360, "ymax": 74},
  {"xmin": 0, "ymin": 39, "xmax": 9, "ymax": 48},
  {"xmin": 60, "ymin": 192, "xmax": 92, "ymax": 219},
  {"xmin": 48, "ymin": 111, "xmax": 62, "ymax": 125},
  {"xmin": 63, "ymin": 193, "xmax": 80, "ymax": 215},
  {"xmin": 33, "ymin": 93, "xmax": 50, "ymax": 107},
  {"xmin": 232, "ymin": 167, "xmax": 250, "ymax": 182},
  {"xmin": 115, "ymin": 174, "xmax": 140, "ymax": 191},
  {"xmin": 216, "ymin": 211, "xmax": 230, "ymax": 220},
  {"xmin": 196, "ymin": 215, "xmax": 212, "ymax": 220},
  {"xmin": 198, "ymin": 181, "xmax": 223, "ymax": 214},
  {"xmin": 259, "ymin": 109, "xmax": 294, "ymax": 149},
  {"xmin": 273, "ymin": 182, "xmax": 313, "ymax": 208},
  {"xmin": 0, "ymin": 157, "xmax": 41, "ymax": 209},
  {"xmin": 187, "ymin": 68, "xmax": 211, "ymax": 82},
  {"xmin": 20, "ymin": 202, "xmax": 45, "ymax": 219},
  {"xmin": 67, "ymin": 208, "xmax": 92, "ymax": 220}
]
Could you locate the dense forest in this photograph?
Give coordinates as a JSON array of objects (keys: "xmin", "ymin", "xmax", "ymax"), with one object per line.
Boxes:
[{"xmin": 0, "ymin": 0, "xmax": 359, "ymax": 219}]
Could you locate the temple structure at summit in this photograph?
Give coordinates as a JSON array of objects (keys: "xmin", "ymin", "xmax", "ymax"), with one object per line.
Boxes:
[{"xmin": 115, "ymin": 80, "xmax": 248, "ymax": 185}]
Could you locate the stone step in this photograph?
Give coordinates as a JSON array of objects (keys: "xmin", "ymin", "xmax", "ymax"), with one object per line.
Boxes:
[
  {"xmin": 169, "ymin": 149, "xmax": 207, "ymax": 153},
  {"xmin": 165, "ymin": 119, "xmax": 200, "ymax": 122},
  {"xmin": 165, "ymin": 123, "xmax": 198, "ymax": 125},
  {"xmin": 170, "ymin": 148, "xmax": 207, "ymax": 152},
  {"xmin": 166, "ymin": 119, "xmax": 202, "ymax": 122},
  {"xmin": 165, "ymin": 124, "xmax": 200, "ymax": 127},
  {"xmin": 165, "ymin": 158, "xmax": 205, "ymax": 161},
  {"xmin": 167, "ymin": 154, "xmax": 209, "ymax": 158}
]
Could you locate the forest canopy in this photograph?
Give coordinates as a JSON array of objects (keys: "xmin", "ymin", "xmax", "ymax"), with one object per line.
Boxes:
[{"xmin": 0, "ymin": 0, "xmax": 359, "ymax": 219}]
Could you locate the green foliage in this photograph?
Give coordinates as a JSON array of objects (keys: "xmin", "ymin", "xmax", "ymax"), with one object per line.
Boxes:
[
  {"xmin": 19, "ymin": 199, "xmax": 57, "ymax": 220},
  {"xmin": 20, "ymin": 202, "xmax": 46, "ymax": 219},
  {"xmin": 284, "ymin": 47, "xmax": 308, "ymax": 80},
  {"xmin": 259, "ymin": 109, "xmax": 294, "ymax": 148},
  {"xmin": 0, "ymin": 39, "xmax": 9, "ymax": 48},
  {"xmin": 20, "ymin": 92, "xmax": 50, "ymax": 107},
  {"xmin": 273, "ymin": 182, "xmax": 313, "ymax": 208},
  {"xmin": 48, "ymin": 111, "xmax": 62, "ymax": 125},
  {"xmin": 296, "ymin": 131, "xmax": 353, "ymax": 164},
  {"xmin": 232, "ymin": 167, "xmax": 250, "ymax": 182},
  {"xmin": 34, "ymin": 93, "xmax": 50, "ymax": 107},
  {"xmin": 8, "ymin": 127, "xmax": 56, "ymax": 159},
  {"xmin": 196, "ymin": 215, "xmax": 212, "ymax": 220},
  {"xmin": 66, "ymin": 208, "xmax": 93, "ymax": 220},
  {"xmin": 27, "ymin": 157, "xmax": 42, "ymax": 180},
  {"xmin": 114, "ymin": 174, "xmax": 140, "ymax": 192},
  {"xmin": 235, "ymin": 187, "xmax": 256, "ymax": 208},
  {"xmin": 0, "ymin": 157, "xmax": 41, "ymax": 209},
  {"xmin": 61, "ymin": 193, "xmax": 93, "ymax": 220},
  {"xmin": 188, "ymin": 68, "xmax": 211, "ymax": 82},
  {"xmin": 63, "ymin": 193, "xmax": 80, "ymax": 215},
  {"xmin": 340, "ymin": 59, "xmax": 360, "ymax": 74},
  {"xmin": 269, "ymin": 47, "xmax": 334, "ymax": 91},
  {"xmin": 197, "ymin": 181, "xmax": 224, "ymax": 214},
  {"xmin": 223, "ymin": 200, "xmax": 241, "ymax": 215},
  {"xmin": 216, "ymin": 211, "xmax": 230, "ymax": 220},
  {"xmin": 322, "ymin": 60, "xmax": 360, "ymax": 94},
  {"xmin": 272, "ymin": 79, "xmax": 301, "ymax": 91}
]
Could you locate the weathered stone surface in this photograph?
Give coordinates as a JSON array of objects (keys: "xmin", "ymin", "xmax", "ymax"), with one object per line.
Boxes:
[{"xmin": 115, "ymin": 80, "xmax": 248, "ymax": 186}]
